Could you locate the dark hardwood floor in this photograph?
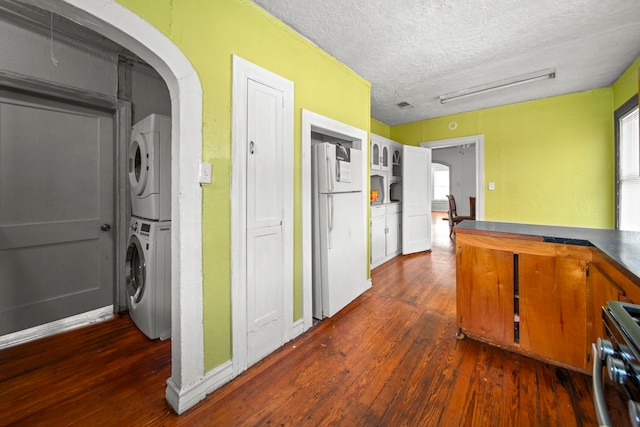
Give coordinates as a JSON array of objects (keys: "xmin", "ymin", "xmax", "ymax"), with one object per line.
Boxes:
[{"xmin": 0, "ymin": 213, "xmax": 629, "ymax": 426}]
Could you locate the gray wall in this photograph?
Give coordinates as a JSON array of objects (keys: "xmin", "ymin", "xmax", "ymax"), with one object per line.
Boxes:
[
  {"xmin": 0, "ymin": 18, "xmax": 117, "ymax": 96},
  {"xmin": 432, "ymin": 145, "xmax": 476, "ymax": 215}
]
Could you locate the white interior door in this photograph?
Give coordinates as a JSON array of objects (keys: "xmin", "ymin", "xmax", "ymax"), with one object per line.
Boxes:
[
  {"xmin": 402, "ymin": 145, "xmax": 432, "ymax": 254},
  {"xmin": 0, "ymin": 90, "xmax": 114, "ymax": 335},
  {"xmin": 246, "ymin": 78, "xmax": 286, "ymax": 366}
]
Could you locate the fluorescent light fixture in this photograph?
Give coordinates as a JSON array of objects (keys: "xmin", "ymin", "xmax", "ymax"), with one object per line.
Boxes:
[{"xmin": 439, "ymin": 69, "xmax": 556, "ymax": 104}]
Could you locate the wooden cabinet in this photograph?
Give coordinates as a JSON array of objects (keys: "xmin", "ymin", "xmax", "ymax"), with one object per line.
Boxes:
[
  {"xmin": 586, "ymin": 262, "xmax": 624, "ymax": 350},
  {"xmin": 518, "ymin": 253, "xmax": 587, "ymax": 369},
  {"xmin": 456, "ymin": 233, "xmax": 592, "ymax": 371},
  {"xmin": 456, "ymin": 245, "xmax": 515, "ymax": 346},
  {"xmin": 370, "ymin": 204, "xmax": 401, "ymax": 268}
]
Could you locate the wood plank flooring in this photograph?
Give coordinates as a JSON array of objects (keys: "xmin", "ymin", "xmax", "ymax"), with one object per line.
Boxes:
[{"xmin": 0, "ymin": 213, "xmax": 630, "ymax": 426}]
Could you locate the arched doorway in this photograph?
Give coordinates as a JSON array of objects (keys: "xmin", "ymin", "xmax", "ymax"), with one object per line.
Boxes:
[{"xmin": 25, "ymin": 0, "xmax": 205, "ymax": 414}]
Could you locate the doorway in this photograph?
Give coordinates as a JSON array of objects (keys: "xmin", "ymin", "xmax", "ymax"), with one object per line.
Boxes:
[
  {"xmin": 300, "ymin": 110, "xmax": 370, "ymax": 332},
  {"xmin": 15, "ymin": 0, "xmax": 205, "ymax": 415},
  {"xmin": 421, "ymin": 135, "xmax": 485, "ymax": 221}
]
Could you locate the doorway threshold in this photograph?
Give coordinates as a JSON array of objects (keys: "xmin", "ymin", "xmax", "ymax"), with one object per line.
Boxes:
[{"xmin": 0, "ymin": 305, "xmax": 114, "ymax": 350}]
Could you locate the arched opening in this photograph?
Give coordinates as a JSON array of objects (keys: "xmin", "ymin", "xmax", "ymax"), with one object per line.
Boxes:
[{"xmin": 24, "ymin": 0, "xmax": 204, "ymax": 414}]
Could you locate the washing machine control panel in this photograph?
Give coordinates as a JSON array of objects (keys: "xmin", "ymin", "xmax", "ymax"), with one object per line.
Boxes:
[
  {"xmin": 130, "ymin": 219, "xmax": 151, "ymax": 237},
  {"xmin": 139, "ymin": 223, "xmax": 151, "ymax": 237}
]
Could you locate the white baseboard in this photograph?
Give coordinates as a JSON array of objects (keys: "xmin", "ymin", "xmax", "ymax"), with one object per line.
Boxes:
[
  {"xmin": 166, "ymin": 360, "xmax": 234, "ymax": 415},
  {"xmin": 0, "ymin": 306, "xmax": 114, "ymax": 350},
  {"xmin": 292, "ymin": 318, "xmax": 305, "ymax": 339},
  {"xmin": 166, "ymin": 317, "xmax": 308, "ymax": 415}
]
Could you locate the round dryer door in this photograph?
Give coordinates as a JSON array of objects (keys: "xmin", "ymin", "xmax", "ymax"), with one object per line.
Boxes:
[
  {"xmin": 125, "ymin": 236, "xmax": 146, "ymax": 304},
  {"xmin": 128, "ymin": 134, "xmax": 149, "ymax": 196}
]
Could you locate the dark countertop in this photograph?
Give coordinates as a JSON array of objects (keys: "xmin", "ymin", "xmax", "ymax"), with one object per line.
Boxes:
[{"xmin": 455, "ymin": 220, "xmax": 640, "ymax": 284}]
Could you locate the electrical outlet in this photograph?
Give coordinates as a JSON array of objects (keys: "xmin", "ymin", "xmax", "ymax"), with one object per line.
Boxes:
[
  {"xmin": 488, "ymin": 182, "xmax": 495, "ymax": 190},
  {"xmin": 199, "ymin": 162, "xmax": 212, "ymax": 184}
]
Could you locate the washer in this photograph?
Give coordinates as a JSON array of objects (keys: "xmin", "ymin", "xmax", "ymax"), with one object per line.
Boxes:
[
  {"xmin": 128, "ymin": 114, "xmax": 171, "ymax": 221},
  {"xmin": 125, "ymin": 216, "xmax": 171, "ymax": 340}
]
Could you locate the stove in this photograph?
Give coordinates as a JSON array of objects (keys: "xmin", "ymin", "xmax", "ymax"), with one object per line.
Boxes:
[{"xmin": 594, "ymin": 301, "xmax": 640, "ymax": 426}]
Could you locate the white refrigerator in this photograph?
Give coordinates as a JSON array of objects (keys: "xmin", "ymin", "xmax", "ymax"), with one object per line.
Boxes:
[{"xmin": 312, "ymin": 142, "xmax": 368, "ymax": 318}]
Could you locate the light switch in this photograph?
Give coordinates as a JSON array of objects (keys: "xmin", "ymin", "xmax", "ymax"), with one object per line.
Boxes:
[
  {"xmin": 199, "ymin": 162, "xmax": 212, "ymax": 184},
  {"xmin": 488, "ymin": 182, "xmax": 495, "ymax": 190}
]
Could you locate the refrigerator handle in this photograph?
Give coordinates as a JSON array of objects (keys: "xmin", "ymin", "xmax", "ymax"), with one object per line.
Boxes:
[
  {"xmin": 326, "ymin": 154, "xmax": 334, "ymax": 193},
  {"xmin": 328, "ymin": 194, "xmax": 333, "ymax": 249}
]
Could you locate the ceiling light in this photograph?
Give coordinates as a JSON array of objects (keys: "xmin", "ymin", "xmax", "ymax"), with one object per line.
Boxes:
[{"xmin": 439, "ymin": 69, "xmax": 557, "ymax": 104}]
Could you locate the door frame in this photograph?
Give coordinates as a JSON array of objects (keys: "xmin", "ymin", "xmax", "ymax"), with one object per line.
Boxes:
[
  {"xmin": 0, "ymin": 71, "xmax": 129, "ymax": 340},
  {"xmin": 25, "ymin": 0, "xmax": 205, "ymax": 415},
  {"xmin": 231, "ymin": 55, "xmax": 294, "ymax": 375},
  {"xmin": 420, "ymin": 134, "xmax": 485, "ymax": 220},
  {"xmin": 300, "ymin": 110, "xmax": 369, "ymax": 332}
]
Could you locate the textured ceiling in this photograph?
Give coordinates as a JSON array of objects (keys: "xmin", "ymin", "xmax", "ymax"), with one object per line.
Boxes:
[{"xmin": 252, "ymin": 0, "xmax": 640, "ymax": 125}]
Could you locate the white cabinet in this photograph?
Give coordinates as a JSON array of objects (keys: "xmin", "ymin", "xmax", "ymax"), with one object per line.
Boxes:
[
  {"xmin": 370, "ymin": 203, "xmax": 402, "ymax": 268},
  {"xmin": 391, "ymin": 145, "xmax": 402, "ymax": 178},
  {"xmin": 370, "ymin": 215, "xmax": 386, "ymax": 266},
  {"xmin": 386, "ymin": 212, "xmax": 400, "ymax": 255},
  {"xmin": 371, "ymin": 138, "xmax": 381, "ymax": 170},
  {"xmin": 371, "ymin": 134, "xmax": 391, "ymax": 172}
]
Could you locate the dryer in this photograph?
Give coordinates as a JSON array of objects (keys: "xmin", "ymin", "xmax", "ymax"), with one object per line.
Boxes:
[
  {"xmin": 125, "ymin": 216, "xmax": 171, "ymax": 340},
  {"xmin": 128, "ymin": 114, "xmax": 171, "ymax": 221}
]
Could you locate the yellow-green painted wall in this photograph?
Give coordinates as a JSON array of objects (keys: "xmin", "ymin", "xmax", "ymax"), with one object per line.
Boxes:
[
  {"xmin": 392, "ymin": 89, "xmax": 615, "ymax": 228},
  {"xmin": 613, "ymin": 56, "xmax": 640, "ymax": 109},
  {"xmin": 370, "ymin": 118, "xmax": 390, "ymax": 138},
  {"xmin": 117, "ymin": 0, "xmax": 371, "ymax": 371}
]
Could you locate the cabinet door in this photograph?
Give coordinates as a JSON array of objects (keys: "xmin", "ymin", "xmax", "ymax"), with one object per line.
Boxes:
[
  {"xmin": 519, "ymin": 254, "xmax": 587, "ymax": 369},
  {"xmin": 380, "ymin": 144, "xmax": 390, "ymax": 172},
  {"xmin": 391, "ymin": 145, "xmax": 402, "ymax": 177},
  {"xmin": 587, "ymin": 262, "xmax": 622, "ymax": 346},
  {"xmin": 456, "ymin": 245, "xmax": 515, "ymax": 346},
  {"xmin": 386, "ymin": 213, "xmax": 400, "ymax": 255},
  {"xmin": 370, "ymin": 216, "xmax": 386, "ymax": 265},
  {"xmin": 371, "ymin": 140, "xmax": 381, "ymax": 170}
]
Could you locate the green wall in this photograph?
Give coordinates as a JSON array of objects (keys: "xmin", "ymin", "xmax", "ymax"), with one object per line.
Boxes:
[
  {"xmin": 390, "ymin": 56, "xmax": 639, "ymax": 228},
  {"xmin": 370, "ymin": 118, "xmax": 391, "ymax": 138},
  {"xmin": 392, "ymin": 89, "xmax": 615, "ymax": 228},
  {"xmin": 613, "ymin": 56, "xmax": 640, "ymax": 109},
  {"xmin": 117, "ymin": 0, "xmax": 371, "ymax": 370}
]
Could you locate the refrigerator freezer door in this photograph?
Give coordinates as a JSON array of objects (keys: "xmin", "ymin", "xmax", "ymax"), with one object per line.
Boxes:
[
  {"xmin": 314, "ymin": 142, "xmax": 362, "ymax": 194},
  {"xmin": 315, "ymin": 192, "xmax": 368, "ymax": 318}
]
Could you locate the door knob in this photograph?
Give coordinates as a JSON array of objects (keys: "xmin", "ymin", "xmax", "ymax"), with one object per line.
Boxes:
[{"xmin": 101, "ymin": 224, "xmax": 112, "ymax": 231}]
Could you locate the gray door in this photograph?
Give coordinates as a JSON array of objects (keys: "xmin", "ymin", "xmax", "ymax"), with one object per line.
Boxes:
[{"xmin": 0, "ymin": 89, "xmax": 114, "ymax": 335}]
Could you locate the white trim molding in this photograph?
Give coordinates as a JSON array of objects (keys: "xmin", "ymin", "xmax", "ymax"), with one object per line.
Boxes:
[
  {"xmin": 420, "ymin": 135, "xmax": 485, "ymax": 220},
  {"xmin": 301, "ymin": 110, "xmax": 369, "ymax": 332},
  {"xmin": 23, "ymin": 0, "xmax": 205, "ymax": 414},
  {"xmin": 231, "ymin": 55, "xmax": 294, "ymax": 375},
  {"xmin": 0, "ymin": 306, "xmax": 113, "ymax": 350}
]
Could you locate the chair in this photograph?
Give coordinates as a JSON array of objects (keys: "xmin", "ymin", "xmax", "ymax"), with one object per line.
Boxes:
[{"xmin": 446, "ymin": 194, "xmax": 475, "ymax": 237}]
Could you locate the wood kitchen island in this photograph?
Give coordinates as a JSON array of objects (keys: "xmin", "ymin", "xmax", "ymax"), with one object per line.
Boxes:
[{"xmin": 455, "ymin": 220, "xmax": 640, "ymax": 373}]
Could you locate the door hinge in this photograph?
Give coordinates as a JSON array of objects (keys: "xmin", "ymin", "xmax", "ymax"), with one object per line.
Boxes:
[{"xmin": 586, "ymin": 265, "xmax": 590, "ymax": 277}]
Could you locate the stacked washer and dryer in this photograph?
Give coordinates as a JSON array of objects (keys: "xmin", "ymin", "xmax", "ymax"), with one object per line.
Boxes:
[{"xmin": 125, "ymin": 114, "xmax": 172, "ymax": 340}]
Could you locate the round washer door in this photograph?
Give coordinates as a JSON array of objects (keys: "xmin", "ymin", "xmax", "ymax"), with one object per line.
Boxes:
[
  {"xmin": 125, "ymin": 235, "xmax": 146, "ymax": 304},
  {"xmin": 128, "ymin": 133, "xmax": 149, "ymax": 196}
]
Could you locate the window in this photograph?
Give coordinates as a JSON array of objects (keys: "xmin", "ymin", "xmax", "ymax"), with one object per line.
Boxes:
[
  {"xmin": 616, "ymin": 96, "xmax": 640, "ymax": 231},
  {"xmin": 432, "ymin": 162, "xmax": 450, "ymax": 200}
]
